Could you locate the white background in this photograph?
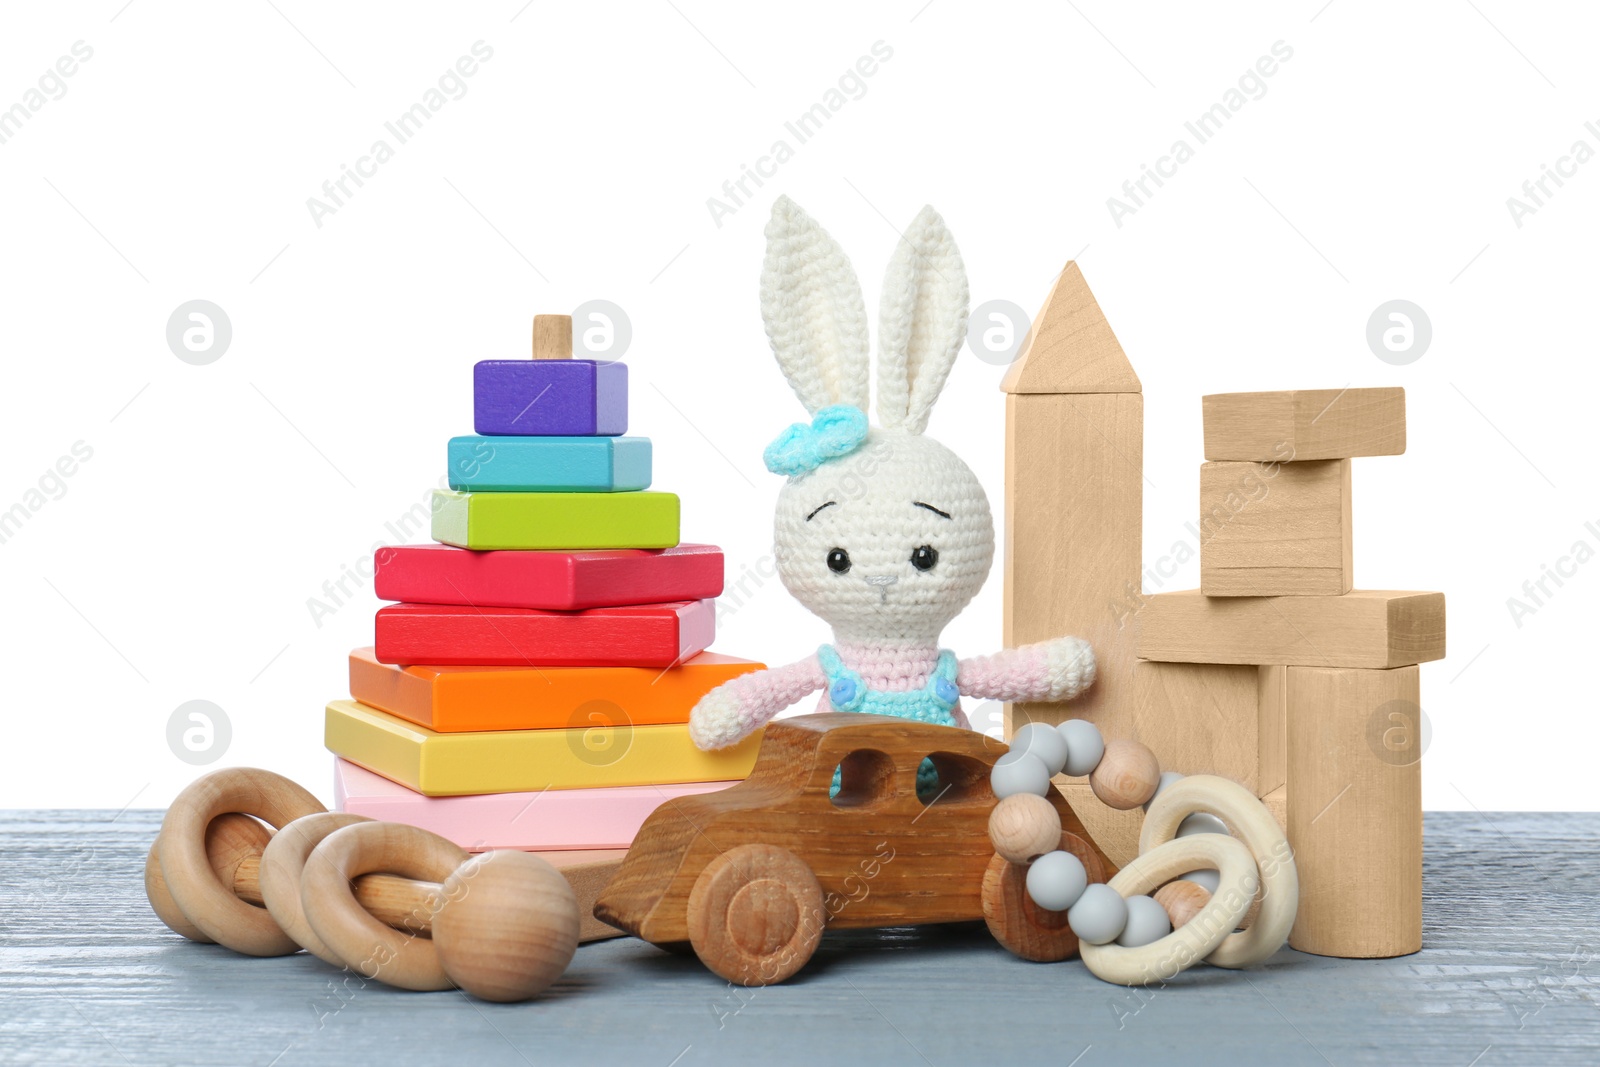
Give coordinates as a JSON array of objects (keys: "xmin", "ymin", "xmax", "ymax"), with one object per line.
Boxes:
[{"xmin": 0, "ymin": 1, "xmax": 1593, "ymax": 811}]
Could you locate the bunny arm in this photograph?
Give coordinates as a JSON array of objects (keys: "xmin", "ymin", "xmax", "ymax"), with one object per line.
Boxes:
[
  {"xmin": 957, "ymin": 635, "xmax": 1096, "ymax": 703},
  {"xmin": 688, "ymin": 655, "xmax": 825, "ymax": 751}
]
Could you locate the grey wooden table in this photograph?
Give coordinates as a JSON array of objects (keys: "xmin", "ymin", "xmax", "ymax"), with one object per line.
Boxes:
[{"xmin": 1, "ymin": 811, "xmax": 1596, "ymax": 1066}]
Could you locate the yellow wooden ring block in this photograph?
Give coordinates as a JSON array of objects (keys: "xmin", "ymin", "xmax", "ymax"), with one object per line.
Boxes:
[
  {"xmin": 156, "ymin": 768, "xmax": 325, "ymax": 956},
  {"xmin": 324, "ymin": 700, "xmax": 763, "ymax": 796},
  {"xmin": 301, "ymin": 822, "xmax": 468, "ymax": 991},
  {"xmin": 1079, "ymin": 834, "xmax": 1256, "ymax": 986},
  {"xmin": 258, "ymin": 811, "xmax": 371, "ymax": 967},
  {"xmin": 1139, "ymin": 774, "xmax": 1299, "ymax": 970}
]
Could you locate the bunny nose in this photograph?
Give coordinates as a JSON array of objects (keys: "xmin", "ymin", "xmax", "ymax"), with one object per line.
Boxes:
[{"xmin": 863, "ymin": 575, "xmax": 898, "ymax": 602}]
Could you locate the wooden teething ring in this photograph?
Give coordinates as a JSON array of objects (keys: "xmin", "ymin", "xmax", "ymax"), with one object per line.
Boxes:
[
  {"xmin": 259, "ymin": 811, "xmax": 372, "ymax": 967},
  {"xmin": 1139, "ymin": 774, "xmax": 1299, "ymax": 970},
  {"xmin": 155, "ymin": 767, "xmax": 325, "ymax": 955},
  {"xmin": 1079, "ymin": 833, "xmax": 1257, "ymax": 986},
  {"xmin": 300, "ymin": 821, "xmax": 469, "ymax": 991}
]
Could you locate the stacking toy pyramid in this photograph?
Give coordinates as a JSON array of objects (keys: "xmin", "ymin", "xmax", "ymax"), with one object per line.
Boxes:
[{"xmin": 325, "ymin": 314, "xmax": 767, "ymax": 852}]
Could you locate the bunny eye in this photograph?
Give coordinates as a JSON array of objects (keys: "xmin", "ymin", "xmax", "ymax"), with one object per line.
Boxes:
[
  {"xmin": 910, "ymin": 545, "xmax": 938, "ymax": 571},
  {"xmin": 826, "ymin": 548, "xmax": 852, "ymax": 574}
]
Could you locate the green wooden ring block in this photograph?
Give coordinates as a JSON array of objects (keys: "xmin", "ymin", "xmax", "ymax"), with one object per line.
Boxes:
[{"xmin": 431, "ymin": 489, "xmax": 680, "ymax": 550}]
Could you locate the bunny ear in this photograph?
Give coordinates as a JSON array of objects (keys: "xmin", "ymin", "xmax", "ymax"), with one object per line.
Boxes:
[
  {"xmin": 760, "ymin": 197, "xmax": 870, "ymax": 415},
  {"xmin": 875, "ymin": 205, "xmax": 969, "ymax": 434}
]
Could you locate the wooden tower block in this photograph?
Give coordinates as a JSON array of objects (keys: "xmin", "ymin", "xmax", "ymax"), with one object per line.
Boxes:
[
  {"xmin": 1137, "ymin": 589, "xmax": 1446, "ymax": 668},
  {"xmin": 1002, "ymin": 261, "xmax": 1142, "ymax": 860},
  {"xmin": 1002, "ymin": 262, "xmax": 1142, "ymax": 727},
  {"xmin": 1199, "ymin": 459, "xmax": 1353, "ymax": 596},
  {"xmin": 1285, "ymin": 664, "xmax": 1422, "ymax": 958},
  {"xmin": 1202, "ymin": 387, "xmax": 1405, "ymax": 461},
  {"xmin": 532, "ymin": 314, "xmax": 573, "ymax": 359}
]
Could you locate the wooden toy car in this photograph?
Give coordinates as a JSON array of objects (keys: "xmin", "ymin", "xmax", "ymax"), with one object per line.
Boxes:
[{"xmin": 594, "ymin": 713, "xmax": 1118, "ymax": 984}]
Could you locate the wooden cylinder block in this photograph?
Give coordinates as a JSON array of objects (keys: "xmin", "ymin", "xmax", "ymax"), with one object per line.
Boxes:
[{"xmin": 1286, "ymin": 664, "xmax": 1422, "ymax": 958}]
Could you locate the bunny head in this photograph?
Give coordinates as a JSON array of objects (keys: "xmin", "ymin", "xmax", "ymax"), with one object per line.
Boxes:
[{"xmin": 760, "ymin": 196, "xmax": 994, "ymax": 647}]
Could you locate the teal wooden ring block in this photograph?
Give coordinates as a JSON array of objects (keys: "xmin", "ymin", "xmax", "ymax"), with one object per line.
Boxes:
[{"xmin": 447, "ymin": 435, "xmax": 652, "ymax": 492}]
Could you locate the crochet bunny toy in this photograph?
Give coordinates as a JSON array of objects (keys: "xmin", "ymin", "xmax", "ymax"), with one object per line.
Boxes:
[{"xmin": 688, "ymin": 197, "xmax": 1097, "ymax": 758}]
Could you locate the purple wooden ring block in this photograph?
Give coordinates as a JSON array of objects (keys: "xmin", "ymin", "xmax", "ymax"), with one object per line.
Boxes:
[{"xmin": 473, "ymin": 360, "xmax": 628, "ymax": 436}]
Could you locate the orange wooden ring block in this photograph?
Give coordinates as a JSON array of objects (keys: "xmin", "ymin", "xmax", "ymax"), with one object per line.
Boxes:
[
  {"xmin": 348, "ymin": 648, "xmax": 765, "ymax": 733},
  {"xmin": 155, "ymin": 768, "xmax": 325, "ymax": 956}
]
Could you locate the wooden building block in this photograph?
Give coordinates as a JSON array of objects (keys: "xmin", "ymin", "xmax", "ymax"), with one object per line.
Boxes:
[
  {"xmin": 1260, "ymin": 784, "xmax": 1285, "ymax": 832},
  {"xmin": 333, "ymin": 758, "xmax": 736, "ymax": 851},
  {"xmin": 1202, "ymin": 388, "xmax": 1405, "ymax": 461},
  {"xmin": 446, "ymin": 435, "xmax": 652, "ymax": 492},
  {"xmin": 1055, "ymin": 780, "xmax": 1143, "ymax": 869},
  {"xmin": 1199, "ymin": 459, "xmax": 1353, "ymax": 596},
  {"xmin": 473, "ymin": 359, "xmax": 627, "ymax": 436},
  {"xmin": 373, "ymin": 599, "xmax": 714, "ymax": 668},
  {"xmin": 374, "ymin": 542, "xmax": 721, "ymax": 611},
  {"xmin": 1258, "ymin": 665, "xmax": 1287, "ymax": 796},
  {"xmin": 1004, "ymin": 392, "xmax": 1143, "ymax": 732},
  {"xmin": 1285, "ymin": 665, "xmax": 1422, "ymax": 958},
  {"xmin": 1127, "ymin": 660, "xmax": 1260, "ymax": 789},
  {"xmin": 431, "ymin": 489, "xmax": 679, "ymax": 550},
  {"xmin": 532, "ymin": 314, "xmax": 572, "ymax": 360},
  {"xmin": 999, "ymin": 262, "xmax": 1142, "ymax": 393},
  {"xmin": 1001, "ymin": 261, "xmax": 1146, "ymax": 870},
  {"xmin": 324, "ymin": 700, "xmax": 763, "ymax": 796},
  {"xmin": 348, "ymin": 647, "xmax": 764, "ymax": 732},
  {"xmin": 1137, "ymin": 589, "xmax": 1446, "ymax": 668}
]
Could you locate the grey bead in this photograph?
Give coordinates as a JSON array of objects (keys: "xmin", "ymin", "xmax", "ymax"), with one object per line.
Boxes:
[
  {"xmin": 1024, "ymin": 849, "xmax": 1089, "ymax": 912},
  {"xmin": 990, "ymin": 750, "xmax": 1052, "ymax": 799},
  {"xmin": 1057, "ymin": 719, "xmax": 1105, "ymax": 777},
  {"xmin": 1181, "ymin": 868, "xmax": 1221, "ymax": 893},
  {"xmin": 1116, "ymin": 894, "xmax": 1173, "ymax": 948},
  {"xmin": 1068, "ymin": 883, "xmax": 1129, "ymax": 945},
  {"xmin": 1177, "ymin": 812, "xmax": 1230, "ymax": 837},
  {"xmin": 1143, "ymin": 770, "xmax": 1186, "ymax": 812},
  {"xmin": 1012, "ymin": 722, "xmax": 1069, "ymax": 776}
]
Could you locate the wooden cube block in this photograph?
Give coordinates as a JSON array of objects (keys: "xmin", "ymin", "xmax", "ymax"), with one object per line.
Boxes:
[
  {"xmin": 431, "ymin": 489, "xmax": 679, "ymax": 550},
  {"xmin": 447, "ymin": 435, "xmax": 652, "ymax": 492},
  {"xmin": 334, "ymin": 758, "xmax": 735, "ymax": 850},
  {"xmin": 324, "ymin": 700, "xmax": 763, "ymax": 796},
  {"xmin": 348, "ymin": 647, "xmax": 763, "ymax": 732},
  {"xmin": 532, "ymin": 314, "xmax": 572, "ymax": 360},
  {"xmin": 1199, "ymin": 459, "xmax": 1353, "ymax": 596},
  {"xmin": 1137, "ymin": 589, "xmax": 1446, "ymax": 668},
  {"xmin": 374, "ymin": 542, "xmax": 722, "ymax": 611},
  {"xmin": 1202, "ymin": 388, "xmax": 1405, "ymax": 461},
  {"xmin": 373, "ymin": 599, "xmax": 714, "ymax": 668},
  {"xmin": 473, "ymin": 359, "xmax": 627, "ymax": 436},
  {"xmin": 1286, "ymin": 664, "xmax": 1422, "ymax": 958}
]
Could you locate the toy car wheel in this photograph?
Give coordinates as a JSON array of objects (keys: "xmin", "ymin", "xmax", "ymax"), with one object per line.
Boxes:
[
  {"xmin": 982, "ymin": 830, "xmax": 1105, "ymax": 963},
  {"xmin": 687, "ymin": 844, "xmax": 825, "ymax": 986}
]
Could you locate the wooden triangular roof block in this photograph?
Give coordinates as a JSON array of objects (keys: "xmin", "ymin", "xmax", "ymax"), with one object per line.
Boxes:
[{"xmin": 1000, "ymin": 262, "xmax": 1141, "ymax": 394}]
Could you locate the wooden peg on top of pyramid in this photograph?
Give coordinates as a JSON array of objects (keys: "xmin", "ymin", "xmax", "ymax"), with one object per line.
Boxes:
[{"xmin": 532, "ymin": 314, "xmax": 573, "ymax": 360}]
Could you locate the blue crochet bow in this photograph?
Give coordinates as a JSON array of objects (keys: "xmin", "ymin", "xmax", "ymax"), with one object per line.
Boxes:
[{"xmin": 763, "ymin": 404, "xmax": 869, "ymax": 477}]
